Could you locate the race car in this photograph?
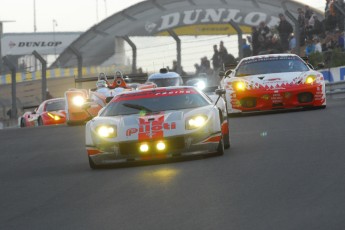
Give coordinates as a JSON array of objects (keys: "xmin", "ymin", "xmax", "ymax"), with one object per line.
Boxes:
[
  {"xmin": 65, "ymin": 71, "xmax": 156, "ymax": 125},
  {"xmin": 85, "ymin": 86, "xmax": 230, "ymax": 169},
  {"xmin": 19, "ymin": 98, "xmax": 66, "ymax": 127},
  {"xmin": 146, "ymin": 68, "xmax": 183, "ymax": 87},
  {"xmin": 220, "ymin": 53, "xmax": 326, "ymax": 114}
]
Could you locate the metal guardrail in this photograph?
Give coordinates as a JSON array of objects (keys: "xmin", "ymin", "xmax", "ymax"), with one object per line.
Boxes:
[{"xmin": 326, "ymin": 81, "xmax": 345, "ymax": 96}]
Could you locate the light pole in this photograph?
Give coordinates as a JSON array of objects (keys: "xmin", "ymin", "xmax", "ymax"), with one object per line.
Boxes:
[{"xmin": 52, "ymin": 19, "xmax": 58, "ymax": 59}]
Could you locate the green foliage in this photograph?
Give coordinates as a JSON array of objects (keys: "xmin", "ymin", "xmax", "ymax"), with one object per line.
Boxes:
[{"xmin": 308, "ymin": 49, "xmax": 345, "ymax": 68}]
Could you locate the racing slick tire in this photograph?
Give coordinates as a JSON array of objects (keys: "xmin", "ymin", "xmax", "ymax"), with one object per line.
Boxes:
[
  {"xmin": 224, "ymin": 132, "xmax": 230, "ymax": 149},
  {"xmin": 20, "ymin": 119, "xmax": 26, "ymax": 128},
  {"xmin": 88, "ymin": 156, "xmax": 100, "ymax": 169},
  {"xmin": 38, "ymin": 117, "xmax": 43, "ymax": 126},
  {"xmin": 215, "ymin": 137, "xmax": 225, "ymax": 156}
]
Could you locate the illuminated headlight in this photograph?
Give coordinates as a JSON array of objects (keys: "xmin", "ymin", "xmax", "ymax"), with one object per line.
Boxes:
[
  {"xmin": 156, "ymin": 141, "xmax": 166, "ymax": 151},
  {"xmin": 186, "ymin": 115, "xmax": 207, "ymax": 130},
  {"xmin": 47, "ymin": 112, "xmax": 61, "ymax": 121},
  {"xmin": 72, "ymin": 95, "xmax": 85, "ymax": 107},
  {"xmin": 232, "ymin": 81, "xmax": 246, "ymax": 91},
  {"xmin": 305, "ymin": 75, "xmax": 316, "ymax": 84},
  {"xmin": 139, "ymin": 143, "xmax": 149, "ymax": 153},
  {"xmin": 196, "ymin": 81, "xmax": 206, "ymax": 90},
  {"xmin": 96, "ymin": 125, "xmax": 117, "ymax": 138}
]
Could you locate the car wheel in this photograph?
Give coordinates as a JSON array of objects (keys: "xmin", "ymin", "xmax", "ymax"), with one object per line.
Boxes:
[
  {"xmin": 215, "ymin": 137, "xmax": 225, "ymax": 156},
  {"xmin": 88, "ymin": 156, "xmax": 100, "ymax": 169},
  {"xmin": 20, "ymin": 119, "xmax": 26, "ymax": 128},
  {"xmin": 224, "ymin": 132, "xmax": 230, "ymax": 149},
  {"xmin": 38, "ymin": 117, "xmax": 44, "ymax": 126}
]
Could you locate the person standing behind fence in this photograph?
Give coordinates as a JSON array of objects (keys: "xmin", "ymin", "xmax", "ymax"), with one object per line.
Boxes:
[
  {"xmin": 277, "ymin": 13, "xmax": 294, "ymax": 52},
  {"xmin": 211, "ymin": 44, "xmax": 221, "ymax": 71},
  {"xmin": 219, "ymin": 41, "xmax": 228, "ymax": 68}
]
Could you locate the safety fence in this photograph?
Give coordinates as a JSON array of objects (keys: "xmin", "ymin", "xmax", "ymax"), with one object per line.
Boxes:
[
  {"xmin": 325, "ymin": 81, "xmax": 345, "ymax": 96},
  {"xmin": 0, "ymin": 65, "xmax": 130, "ymax": 85}
]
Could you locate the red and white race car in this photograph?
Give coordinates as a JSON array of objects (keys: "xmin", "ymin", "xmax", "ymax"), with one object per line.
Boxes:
[
  {"xmin": 19, "ymin": 98, "xmax": 66, "ymax": 127},
  {"xmin": 85, "ymin": 86, "xmax": 229, "ymax": 169},
  {"xmin": 220, "ymin": 54, "xmax": 326, "ymax": 114}
]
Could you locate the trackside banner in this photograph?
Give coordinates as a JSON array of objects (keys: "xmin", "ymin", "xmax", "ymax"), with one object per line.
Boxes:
[{"xmin": 1, "ymin": 32, "xmax": 81, "ymax": 55}]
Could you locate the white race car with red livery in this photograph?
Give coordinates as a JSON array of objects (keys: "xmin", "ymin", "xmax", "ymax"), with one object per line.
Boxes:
[
  {"xmin": 220, "ymin": 54, "xmax": 326, "ymax": 114},
  {"xmin": 85, "ymin": 86, "xmax": 229, "ymax": 169}
]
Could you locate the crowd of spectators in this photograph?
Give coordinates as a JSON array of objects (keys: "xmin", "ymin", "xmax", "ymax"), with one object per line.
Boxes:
[
  {"xmin": 191, "ymin": 1, "xmax": 345, "ymax": 76},
  {"xmin": 249, "ymin": 1, "xmax": 345, "ymax": 57}
]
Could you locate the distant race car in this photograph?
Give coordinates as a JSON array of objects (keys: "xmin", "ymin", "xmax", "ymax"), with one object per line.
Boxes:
[
  {"xmin": 146, "ymin": 68, "xmax": 183, "ymax": 87},
  {"xmin": 220, "ymin": 53, "xmax": 326, "ymax": 114},
  {"xmin": 64, "ymin": 71, "xmax": 156, "ymax": 125},
  {"xmin": 19, "ymin": 98, "xmax": 66, "ymax": 127},
  {"xmin": 85, "ymin": 86, "xmax": 230, "ymax": 169}
]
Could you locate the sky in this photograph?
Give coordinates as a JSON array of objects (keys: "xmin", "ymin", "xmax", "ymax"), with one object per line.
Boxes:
[{"xmin": 0, "ymin": 0, "xmax": 325, "ymax": 33}]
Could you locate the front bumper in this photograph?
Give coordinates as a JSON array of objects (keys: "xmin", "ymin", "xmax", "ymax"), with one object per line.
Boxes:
[
  {"xmin": 87, "ymin": 132, "xmax": 221, "ymax": 166},
  {"xmin": 227, "ymin": 83, "xmax": 326, "ymax": 113}
]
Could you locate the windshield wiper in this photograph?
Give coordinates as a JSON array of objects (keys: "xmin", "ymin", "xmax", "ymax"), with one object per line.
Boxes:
[{"xmin": 122, "ymin": 103, "xmax": 153, "ymax": 113}]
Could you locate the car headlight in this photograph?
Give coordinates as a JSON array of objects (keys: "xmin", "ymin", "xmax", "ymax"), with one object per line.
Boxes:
[
  {"xmin": 232, "ymin": 81, "xmax": 246, "ymax": 91},
  {"xmin": 96, "ymin": 125, "xmax": 117, "ymax": 138},
  {"xmin": 186, "ymin": 115, "xmax": 207, "ymax": 130},
  {"xmin": 305, "ymin": 75, "xmax": 316, "ymax": 84},
  {"xmin": 72, "ymin": 95, "xmax": 85, "ymax": 107},
  {"xmin": 196, "ymin": 80, "xmax": 206, "ymax": 90}
]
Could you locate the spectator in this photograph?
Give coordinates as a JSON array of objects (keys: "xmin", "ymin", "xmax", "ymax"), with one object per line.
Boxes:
[
  {"xmin": 219, "ymin": 40, "xmax": 228, "ymax": 68},
  {"xmin": 308, "ymin": 15, "xmax": 325, "ymax": 39},
  {"xmin": 313, "ymin": 37, "xmax": 322, "ymax": 53},
  {"xmin": 305, "ymin": 39, "xmax": 315, "ymax": 56},
  {"xmin": 46, "ymin": 89, "xmax": 53, "ymax": 99},
  {"xmin": 304, "ymin": 5, "xmax": 314, "ymax": 21},
  {"xmin": 297, "ymin": 8, "xmax": 306, "ymax": 46},
  {"xmin": 277, "ymin": 13, "xmax": 294, "ymax": 52},
  {"xmin": 250, "ymin": 26, "xmax": 260, "ymax": 55},
  {"xmin": 242, "ymin": 38, "xmax": 252, "ymax": 57},
  {"xmin": 267, "ymin": 34, "xmax": 283, "ymax": 54},
  {"xmin": 194, "ymin": 63, "xmax": 201, "ymax": 74},
  {"xmin": 211, "ymin": 44, "xmax": 221, "ymax": 71},
  {"xmin": 289, "ymin": 33, "xmax": 297, "ymax": 53}
]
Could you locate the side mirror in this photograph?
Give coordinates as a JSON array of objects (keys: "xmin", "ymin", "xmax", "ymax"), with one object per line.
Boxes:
[
  {"xmin": 225, "ymin": 69, "xmax": 233, "ymax": 76},
  {"xmin": 218, "ymin": 71, "xmax": 225, "ymax": 78},
  {"xmin": 215, "ymin": 88, "xmax": 226, "ymax": 95}
]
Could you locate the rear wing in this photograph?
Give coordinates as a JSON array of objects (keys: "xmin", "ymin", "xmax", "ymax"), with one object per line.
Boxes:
[{"xmin": 74, "ymin": 73, "xmax": 148, "ymax": 85}]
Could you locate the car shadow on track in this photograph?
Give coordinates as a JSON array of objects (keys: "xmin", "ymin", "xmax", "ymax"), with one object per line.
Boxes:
[{"xmin": 228, "ymin": 106, "xmax": 326, "ymax": 118}]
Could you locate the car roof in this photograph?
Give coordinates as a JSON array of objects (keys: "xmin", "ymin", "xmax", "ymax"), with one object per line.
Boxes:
[{"xmin": 148, "ymin": 71, "xmax": 181, "ymax": 79}]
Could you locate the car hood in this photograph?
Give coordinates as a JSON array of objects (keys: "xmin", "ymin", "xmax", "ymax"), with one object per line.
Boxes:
[{"xmin": 89, "ymin": 105, "xmax": 216, "ymax": 142}]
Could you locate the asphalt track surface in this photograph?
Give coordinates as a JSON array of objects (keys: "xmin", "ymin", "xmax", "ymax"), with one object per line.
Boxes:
[{"xmin": 1, "ymin": 98, "xmax": 345, "ymax": 230}]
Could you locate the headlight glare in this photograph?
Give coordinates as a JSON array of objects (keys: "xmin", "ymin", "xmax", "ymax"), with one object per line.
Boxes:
[
  {"xmin": 196, "ymin": 81, "xmax": 206, "ymax": 90},
  {"xmin": 139, "ymin": 143, "xmax": 149, "ymax": 153},
  {"xmin": 232, "ymin": 81, "xmax": 246, "ymax": 91},
  {"xmin": 97, "ymin": 125, "xmax": 117, "ymax": 138},
  {"xmin": 306, "ymin": 75, "xmax": 316, "ymax": 84},
  {"xmin": 186, "ymin": 115, "xmax": 207, "ymax": 129},
  {"xmin": 156, "ymin": 141, "xmax": 166, "ymax": 151},
  {"xmin": 72, "ymin": 95, "xmax": 85, "ymax": 107}
]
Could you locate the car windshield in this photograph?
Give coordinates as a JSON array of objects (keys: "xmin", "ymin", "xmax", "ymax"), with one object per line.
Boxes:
[
  {"xmin": 147, "ymin": 77, "xmax": 181, "ymax": 87},
  {"xmin": 101, "ymin": 92, "xmax": 210, "ymax": 116},
  {"xmin": 235, "ymin": 56, "xmax": 309, "ymax": 77},
  {"xmin": 46, "ymin": 100, "xmax": 65, "ymax": 111}
]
